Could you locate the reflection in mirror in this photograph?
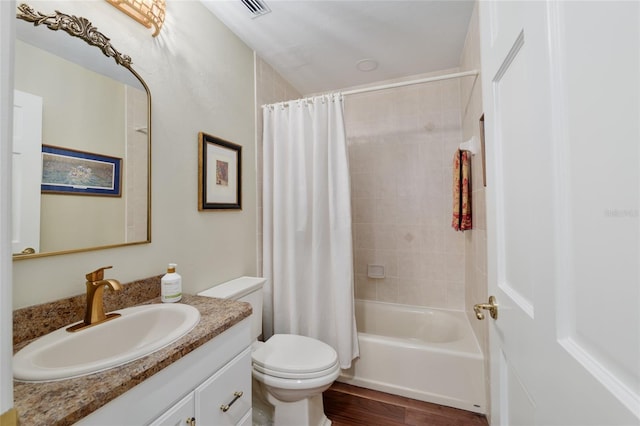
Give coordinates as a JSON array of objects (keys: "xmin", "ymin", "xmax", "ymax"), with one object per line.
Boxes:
[{"xmin": 13, "ymin": 4, "xmax": 151, "ymax": 259}]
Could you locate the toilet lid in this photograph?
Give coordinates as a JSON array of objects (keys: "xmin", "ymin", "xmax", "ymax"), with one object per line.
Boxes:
[{"xmin": 252, "ymin": 334, "xmax": 338, "ymax": 375}]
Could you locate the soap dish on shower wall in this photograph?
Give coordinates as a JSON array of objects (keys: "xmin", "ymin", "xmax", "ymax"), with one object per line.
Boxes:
[{"xmin": 367, "ymin": 264, "xmax": 385, "ymax": 279}]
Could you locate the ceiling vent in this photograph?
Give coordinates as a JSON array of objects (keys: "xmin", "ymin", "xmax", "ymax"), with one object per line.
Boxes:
[{"xmin": 240, "ymin": 0, "xmax": 271, "ymax": 18}]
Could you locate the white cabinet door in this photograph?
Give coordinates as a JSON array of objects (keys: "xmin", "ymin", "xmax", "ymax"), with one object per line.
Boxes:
[
  {"xmin": 195, "ymin": 348, "xmax": 252, "ymax": 426},
  {"xmin": 236, "ymin": 410, "xmax": 252, "ymax": 426},
  {"xmin": 148, "ymin": 392, "xmax": 194, "ymax": 426},
  {"xmin": 480, "ymin": 1, "xmax": 639, "ymax": 424}
]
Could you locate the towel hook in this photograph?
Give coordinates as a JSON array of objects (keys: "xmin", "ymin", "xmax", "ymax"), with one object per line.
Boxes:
[{"xmin": 459, "ymin": 136, "xmax": 477, "ymax": 155}]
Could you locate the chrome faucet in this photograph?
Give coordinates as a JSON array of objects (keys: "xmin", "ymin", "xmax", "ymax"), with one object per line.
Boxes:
[{"xmin": 67, "ymin": 266, "xmax": 122, "ymax": 332}]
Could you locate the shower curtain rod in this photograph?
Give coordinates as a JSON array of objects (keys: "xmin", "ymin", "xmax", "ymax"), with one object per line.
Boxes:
[
  {"xmin": 261, "ymin": 69, "xmax": 480, "ymax": 108},
  {"xmin": 341, "ymin": 69, "xmax": 479, "ymax": 96}
]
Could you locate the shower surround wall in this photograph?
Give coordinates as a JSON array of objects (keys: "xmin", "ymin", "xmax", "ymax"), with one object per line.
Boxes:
[
  {"xmin": 459, "ymin": 2, "xmax": 490, "ymax": 414},
  {"xmin": 461, "ymin": 2, "xmax": 487, "ymax": 344},
  {"xmin": 345, "ymin": 71, "xmax": 466, "ymax": 310}
]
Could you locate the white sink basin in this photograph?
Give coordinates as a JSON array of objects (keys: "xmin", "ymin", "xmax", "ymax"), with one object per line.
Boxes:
[{"xmin": 14, "ymin": 303, "xmax": 200, "ymax": 382}]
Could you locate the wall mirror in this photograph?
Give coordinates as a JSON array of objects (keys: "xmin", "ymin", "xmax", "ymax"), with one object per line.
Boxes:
[{"xmin": 13, "ymin": 3, "xmax": 151, "ymax": 259}]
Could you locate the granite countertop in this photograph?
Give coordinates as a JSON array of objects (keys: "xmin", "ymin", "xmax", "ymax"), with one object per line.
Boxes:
[{"xmin": 12, "ymin": 278, "xmax": 252, "ymax": 426}]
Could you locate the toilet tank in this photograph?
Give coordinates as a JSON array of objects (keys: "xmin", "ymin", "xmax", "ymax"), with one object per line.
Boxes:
[{"xmin": 198, "ymin": 276, "xmax": 266, "ymax": 340}]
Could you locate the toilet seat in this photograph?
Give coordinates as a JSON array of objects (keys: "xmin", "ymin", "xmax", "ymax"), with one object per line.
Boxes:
[
  {"xmin": 252, "ymin": 334, "xmax": 339, "ymax": 380},
  {"xmin": 253, "ymin": 362, "xmax": 339, "ymax": 380},
  {"xmin": 252, "ymin": 361, "xmax": 341, "ymax": 392}
]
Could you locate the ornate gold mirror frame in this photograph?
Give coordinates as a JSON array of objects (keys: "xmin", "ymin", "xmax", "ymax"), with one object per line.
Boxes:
[
  {"xmin": 17, "ymin": 3, "xmax": 135, "ymax": 69},
  {"xmin": 14, "ymin": 3, "xmax": 152, "ymax": 259}
]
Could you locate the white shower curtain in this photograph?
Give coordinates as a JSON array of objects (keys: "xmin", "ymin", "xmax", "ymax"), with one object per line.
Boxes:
[{"xmin": 262, "ymin": 94, "xmax": 359, "ymax": 368}]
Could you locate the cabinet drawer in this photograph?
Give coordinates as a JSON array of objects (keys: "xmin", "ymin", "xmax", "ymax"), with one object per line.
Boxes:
[
  {"xmin": 195, "ymin": 347, "xmax": 252, "ymax": 426},
  {"xmin": 149, "ymin": 392, "xmax": 194, "ymax": 426}
]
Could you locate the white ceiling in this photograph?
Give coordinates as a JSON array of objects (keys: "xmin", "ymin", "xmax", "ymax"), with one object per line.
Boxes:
[{"xmin": 201, "ymin": 0, "xmax": 475, "ymax": 95}]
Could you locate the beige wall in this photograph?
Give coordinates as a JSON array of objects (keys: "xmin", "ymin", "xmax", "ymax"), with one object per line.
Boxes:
[
  {"xmin": 345, "ymin": 69, "xmax": 467, "ymax": 310},
  {"xmin": 254, "ymin": 56, "xmax": 301, "ymax": 276},
  {"xmin": 13, "ymin": 0, "xmax": 257, "ymax": 308}
]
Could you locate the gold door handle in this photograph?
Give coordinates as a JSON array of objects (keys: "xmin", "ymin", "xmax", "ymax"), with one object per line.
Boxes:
[
  {"xmin": 14, "ymin": 247, "xmax": 35, "ymax": 256},
  {"xmin": 474, "ymin": 296, "xmax": 498, "ymax": 320},
  {"xmin": 185, "ymin": 417, "xmax": 196, "ymax": 426}
]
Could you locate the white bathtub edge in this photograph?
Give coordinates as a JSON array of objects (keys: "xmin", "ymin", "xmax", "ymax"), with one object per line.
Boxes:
[{"xmin": 337, "ymin": 373, "xmax": 485, "ymax": 414}]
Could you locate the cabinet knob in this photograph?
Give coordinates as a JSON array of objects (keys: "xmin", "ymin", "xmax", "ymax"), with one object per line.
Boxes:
[
  {"xmin": 185, "ymin": 417, "xmax": 195, "ymax": 426},
  {"xmin": 220, "ymin": 391, "xmax": 244, "ymax": 412}
]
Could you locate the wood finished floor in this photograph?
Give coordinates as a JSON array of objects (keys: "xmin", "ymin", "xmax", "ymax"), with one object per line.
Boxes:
[{"xmin": 323, "ymin": 382, "xmax": 489, "ymax": 426}]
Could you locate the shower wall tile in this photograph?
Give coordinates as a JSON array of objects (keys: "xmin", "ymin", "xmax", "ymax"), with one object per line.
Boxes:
[
  {"xmin": 373, "ymin": 225, "xmax": 398, "ymax": 250},
  {"xmin": 396, "ymin": 179, "xmax": 420, "ymax": 199},
  {"xmin": 422, "ymin": 279, "xmax": 449, "ymax": 306},
  {"xmin": 444, "ymin": 254, "xmax": 466, "ymax": 282},
  {"xmin": 346, "ymin": 67, "xmax": 466, "ymax": 311},
  {"xmin": 397, "ymin": 252, "xmax": 425, "ymax": 279},
  {"xmin": 443, "ymin": 228, "xmax": 466, "ymax": 254},
  {"xmin": 421, "ymin": 171, "xmax": 446, "ymax": 200},
  {"xmin": 442, "ymin": 80, "xmax": 463, "ymax": 111},
  {"xmin": 395, "ymin": 225, "xmax": 422, "ymax": 252},
  {"xmin": 419, "ymin": 85, "xmax": 443, "ymax": 113},
  {"xmin": 355, "ymin": 275, "xmax": 378, "ymax": 300},
  {"xmin": 353, "ymin": 223, "xmax": 373, "ymax": 249},
  {"xmin": 421, "ymin": 226, "xmax": 445, "ymax": 253},
  {"xmin": 354, "ymin": 248, "xmax": 399, "ymax": 278},
  {"xmin": 396, "ymin": 278, "xmax": 423, "ymax": 305},
  {"xmin": 354, "ymin": 223, "xmax": 398, "ymax": 251},
  {"xmin": 421, "ymin": 199, "xmax": 448, "ymax": 229},
  {"xmin": 396, "ymin": 197, "xmax": 423, "ymax": 225},
  {"xmin": 446, "ymin": 281, "xmax": 466, "ymax": 310},
  {"xmin": 375, "ymin": 250, "xmax": 399, "ymax": 278},
  {"xmin": 376, "ymin": 277, "xmax": 399, "ymax": 303},
  {"xmin": 351, "ymin": 173, "xmax": 373, "ymax": 199},
  {"xmin": 377, "ymin": 200, "xmax": 399, "ymax": 225},
  {"xmin": 353, "ymin": 197, "xmax": 377, "ymax": 223},
  {"xmin": 417, "ymin": 141, "xmax": 444, "ymax": 170},
  {"xmin": 375, "ymin": 173, "xmax": 397, "ymax": 199}
]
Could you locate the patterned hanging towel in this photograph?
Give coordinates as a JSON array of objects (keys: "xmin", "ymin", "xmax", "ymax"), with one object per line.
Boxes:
[{"xmin": 452, "ymin": 149, "xmax": 472, "ymax": 231}]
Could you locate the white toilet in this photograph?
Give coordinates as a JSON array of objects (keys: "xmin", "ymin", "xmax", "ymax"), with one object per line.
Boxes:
[{"xmin": 198, "ymin": 277, "xmax": 340, "ymax": 426}]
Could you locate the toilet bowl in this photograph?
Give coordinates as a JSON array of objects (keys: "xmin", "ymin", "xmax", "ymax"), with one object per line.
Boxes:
[
  {"xmin": 252, "ymin": 334, "xmax": 340, "ymax": 425},
  {"xmin": 198, "ymin": 277, "xmax": 339, "ymax": 426}
]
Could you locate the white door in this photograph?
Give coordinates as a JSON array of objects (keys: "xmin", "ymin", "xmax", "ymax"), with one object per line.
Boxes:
[
  {"xmin": 12, "ymin": 90, "xmax": 42, "ymax": 255},
  {"xmin": 479, "ymin": 1, "xmax": 639, "ymax": 425}
]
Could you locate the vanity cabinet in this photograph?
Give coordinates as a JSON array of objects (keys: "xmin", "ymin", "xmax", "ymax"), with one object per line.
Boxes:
[
  {"xmin": 150, "ymin": 348, "xmax": 252, "ymax": 426},
  {"xmin": 76, "ymin": 318, "xmax": 252, "ymax": 426}
]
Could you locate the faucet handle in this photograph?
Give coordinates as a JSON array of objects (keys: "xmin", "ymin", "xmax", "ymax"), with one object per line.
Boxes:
[{"xmin": 86, "ymin": 266, "xmax": 113, "ymax": 282}]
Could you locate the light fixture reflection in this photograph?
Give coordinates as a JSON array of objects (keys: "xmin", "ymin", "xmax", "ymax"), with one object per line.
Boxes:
[{"xmin": 106, "ymin": 0, "xmax": 165, "ymax": 37}]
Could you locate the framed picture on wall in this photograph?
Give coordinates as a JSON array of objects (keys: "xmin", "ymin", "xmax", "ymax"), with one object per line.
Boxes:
[
  {"xmin": 41, "ymin": 145, "xmax": 122, "ymax": 196},
  {"xmin": 198, "ymin": 132, "xmax": 242, "ymax": 210}
]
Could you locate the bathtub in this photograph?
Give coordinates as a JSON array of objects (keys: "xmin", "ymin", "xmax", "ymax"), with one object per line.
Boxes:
[{"xmin": 339, "ymin": 300, "xmax": 486, "ymax": 413}]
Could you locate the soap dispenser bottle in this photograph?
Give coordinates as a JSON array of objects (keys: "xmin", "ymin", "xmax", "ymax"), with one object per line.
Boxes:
[{"xmin": 161, "ymin": 263, "xmax": 182, "ymax": 303}]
